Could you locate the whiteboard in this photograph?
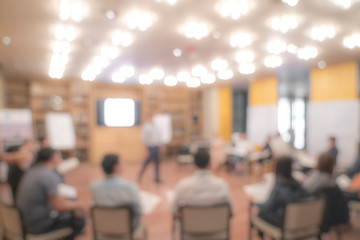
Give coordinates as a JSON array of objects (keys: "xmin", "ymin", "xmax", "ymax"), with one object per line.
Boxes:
[
  {"xmin": 153, "ymin": 114, "xmax": 172, "ymax": 144},
  {"xmin": 46, "ymin": 112, "xmax": 76, "ymax": 150}
]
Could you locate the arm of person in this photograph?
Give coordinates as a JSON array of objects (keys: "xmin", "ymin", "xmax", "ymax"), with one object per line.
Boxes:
[
  {"xmin": 257, "ymin": 186, "xmax": 279, "ymax": 213},
  {"xmin": 49, "ymin": 195, "xmax": 82, "ymax": 212}
]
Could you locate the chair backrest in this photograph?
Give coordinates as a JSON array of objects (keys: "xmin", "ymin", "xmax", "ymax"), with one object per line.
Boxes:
[
  {"xmin": 180, "ymin": 204, "xmax": 231, "ymax": 234},
  {"xmin": 0, "ymin": 201, "xmax": 24, "ymax": 240},
  {"xmin": 283, "ymin": 198, "xmax": 325, "ymax": 231},
  {"xmin": 91, "ymin": 206, "xmax": 133, "ymax": 238}
]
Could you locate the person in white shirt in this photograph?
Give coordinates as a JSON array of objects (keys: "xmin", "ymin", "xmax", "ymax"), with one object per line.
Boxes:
[
  {"xmin": 230, "ymin": 132, "xmax": 253, "ymax": 170},
  {"xmin": 172, "ymin": 149, "xmax": 233, "ymax": 214},
  {"xmin": 137, "ymin": 114, "xmax": 163, "ymax": 183}
]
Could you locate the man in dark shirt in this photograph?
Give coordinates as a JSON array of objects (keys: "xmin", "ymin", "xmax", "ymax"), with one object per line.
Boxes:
[
  {"xmin": 327, "ymin": 136, "xmax": 338, "ymax": 162},
  {"xmin": 17, "ymin": 148, "xmax": 85, "ymax": 239}
]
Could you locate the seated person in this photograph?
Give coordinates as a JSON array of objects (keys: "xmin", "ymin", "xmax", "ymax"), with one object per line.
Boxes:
[
  {"xmin": 258, "ymin": 156, "xmax": 309, "ymax": 228},
  {"xmin": 7, "ymin": 140, "xmax": 35, "ymax": 199},
  {"xmin": 172, "ymin": 149, "xmax": 233, "ymax": 214},
  {"xmin": 230, "ymin": 132, "xmax": 253, "ymax": 170},
  {"xmin": 327, "ymin": 136, "xmax": 338, "ymax": 162},
  {"xmin": 303, "ymin": 153, "xmax": 336, "ymax": 193},
  {"xmin": 16, "ymin": 148, "xmax": 85, "ymax": 239},
  {"xmin": 346, "ymin": 152, "xmax": 360, "ymax": 178},
  {"xmin": 91, "ymin": 154, "xmax": 142, "ymax": 226},
  {"xmin": 258, "ymin": 136, "xmax": 273, "ymax": 164}
]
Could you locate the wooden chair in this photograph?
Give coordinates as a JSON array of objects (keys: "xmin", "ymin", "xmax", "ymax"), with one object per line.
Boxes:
[
  {"xmin": 249, "ymin": 198, "xmax": 325, "ymax": 240},
  {"xmin": 91, "ymin": 205, "xmax": 147, "ymax": 240},
  {"xmin": 174, "ymin": 204, "xmax": 231, "ymax": 240},
  {"xmin": 0, "ymin": 201, "xmax": 72, "ymax": 240}
]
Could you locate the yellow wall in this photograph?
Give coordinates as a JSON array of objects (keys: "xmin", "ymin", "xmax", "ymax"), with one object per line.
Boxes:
[
  {"xmin": 249, "ymin": 77, "xmax": 278, "ymax": 106},
  {"xmin": 310, "ymin": 61, "xmax": 358, "ymax": 101},
  {"xmin": 218, "ymin": 87, "xmax": 233, "ymax": 141}
]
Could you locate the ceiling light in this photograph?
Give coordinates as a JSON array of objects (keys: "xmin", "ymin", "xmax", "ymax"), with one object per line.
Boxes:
[
  {"xmin": 267, "ymin": 40, "xmax": 287, "ymax": 54},
  {"xmin": 201, "ymin": 73, "xmax": 216, "ymax": 84},
  {"xmin": 343, "ymin": 33, "xmax": 360, "ymax": 49},
  {"xmin": 112, "ymin": 31, "xmax": 133, "ymax": 47},
  {"xmin": 271, "ymin": 14, "xmax": 298, "ymax": 33},
  {"xmin": 60, "ymin": 0, "xmax": 83, "ymax": 22},
  {"xmin": 112, "ymin": 72, "xmax": 126, "ymax": 83},
  {"xmin": 192, "ymin": 65, "xmax": 208, "ymax": 77},
  {"xmin": 93, "ymin": 56, "xmax": 109, "ymax": 69},
  {"xmin": 101, "ymin": 46, "xmax": 119, "ymax": 60},
  {"xmin": 2, "ymin": 36, "xmax": 12, "ymax": 45},
  {"xmin": 164, "ymin": 76, "xmax": 178, "ymax": 86},
  {"xmin": 281, "ymin": 0, "xmax": 298, "ymax": 7},
  {"xmin": 287, "ymin": 43, "xmax": 298, "ymax": 54},
  {"xmin": 81, "ymin": 71, "xmax": 96, "ymax": 81},
  {"xmin": 55, "ymin": 25, "xmax": 76, "ymax": 41},
  {"xmin": 216, "ymin": 0, "xmax": 249, "ymax": 20},
  {"xmin": 235, "ymin": 50, "xmax": 254, "ymax": 63},
  {"xmin": 264, "ymin": 55, "xmax": 283, "ymax": 68},
  {"xmin": 311, "ymin": 25, "xmax": 336, "ymax": 42},
  {"xmin": 139, "ymin": 74, "xmax": 153, "ymax": 85},
  {"xmin": 218, "ymin": 69, "xmax": 233, "ymax": 80},
  {"xmin": 297, "ymin": 46, "xmax": 318, "ymax": 60},
  {"xmin": 119, "ymin": 65, "xmax": 135, "ymax": 78},
  {"xmin": 123, "ymin": 10, "xmax": 155, "ymax": 31},
  {"xmin": 177, "ymin": 71, "xmax": 191, "ymax": 82},
  {"xmin": 317, "ymin": 60, "xmax": 327, "ymax": 69},
  {"xmin": 106, "ymin": 10, "xmax": 116, "ymax": 20},
  {"xmin": 211, "ymin": 59, "xmax": 228, "ymax": 71},
  {"xmin": 230, "ymin": 32, "xmax": 252, "ymax": 48},
  {"xmin": 239, "ymin": 63, "xmax": 255, "ymax": 74},
  {"xmin": 173, "ymin": 48, "xmax": 182, "ymax": 57},
  {"xmin": 180, "ymin": 21, "xmax": 209, "ymax": 40},
  {"xmin": 166, "ymin": 0, "xmax": 178, "ymax": 6},
  {"xmin": 186, "ymin": 78, "xmax": 201, "ymax": 88},
  {"xmin": 330, "ymin": 0, "xmax": 352, "ymax": 9},
  {"xmin": 150, "ymin": 67, "xmax": 165, "ymax": 80},
  {"xmin": 53, "ymin": 41, "xmax": 71, "ymax": 54}
]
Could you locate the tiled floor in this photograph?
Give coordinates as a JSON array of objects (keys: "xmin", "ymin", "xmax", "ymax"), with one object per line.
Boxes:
[{"xmin": 1, "ymin": 160, "xmax": 360, "ymax": 239}]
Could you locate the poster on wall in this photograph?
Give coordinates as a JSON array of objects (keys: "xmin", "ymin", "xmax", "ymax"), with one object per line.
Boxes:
[
  {"xmin": 0, "ymin": 109, "xmax": 33, "ymax": 148},
  {"xmin": 46, "ymin": 112, "xmax": 76, "ymax": 150},
  {"xmin": 153, "ymin": 114, "xmax": 172, "ymax": 144}
]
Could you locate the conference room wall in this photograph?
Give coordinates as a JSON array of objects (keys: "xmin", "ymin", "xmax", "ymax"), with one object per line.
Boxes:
[
  {"xmin": 307, "ymin": 61, "xmax": 360, "ymax": 167},
  {"xmin": 219, "ymin": 87, "xmax": 233, "ymax": 141},
  {"xmin": 247, "ymin": 77, "xmax": 278, "ymax": 145}
]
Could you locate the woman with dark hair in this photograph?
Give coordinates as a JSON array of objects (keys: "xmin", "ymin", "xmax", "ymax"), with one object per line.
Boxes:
[
  {"xmin": 303, "ymin": 153, "xmax": 336, "ymax": 193},
  {"xmin": 258, "ymin": 156, "xmax": 309, "ymax": 227}
]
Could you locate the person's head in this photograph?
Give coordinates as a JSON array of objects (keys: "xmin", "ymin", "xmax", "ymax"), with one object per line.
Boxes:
[
  {"xmin": 36, "ymin": 147, "xmax": 62, "ymax": 168},
  {"xmin": 241, "ymin": 132, "xmax": 247, "ymax": 140},
  {"xmin": 317, "ymin": 153, "xmax": 335, "ymax": 174},
  {"xmin": 38, "ymin": 137, "xmax": 50, "ymax": 148},
  {"xmin": 101, "ymin": 154, "xmax": 121, "ymax": 175},
  {"xmin": 275, "ymin": 156, "xmax": 293, "ymax": 180},
  {"xmin": 328, "ymin": 136, "xmax": 336, "ymax": 147},
  {"xmin": 194, "ymin": 149, "xmax": 210, "ymax": 169}
]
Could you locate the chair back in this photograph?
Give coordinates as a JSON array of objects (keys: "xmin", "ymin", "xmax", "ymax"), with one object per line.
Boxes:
[
  {"xmin": 180, "ymin": 204, "xmax": 231, "ymax": 234},
  {"xmin": 0, "ymin": 201, "xmax": 24, "ymax": 240},
  {"xmin": 91, "ymin": 206, "xmax": 133, "ymax": 238},
  {"xmin": 283, "ymin": 198, "xmax": 325, "ymax": 231}
]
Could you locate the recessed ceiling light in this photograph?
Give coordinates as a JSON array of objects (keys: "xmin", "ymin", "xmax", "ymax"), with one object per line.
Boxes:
[
  {"xmin": 201, "ymin": 73, "xmax": 216, "ymax": 84},
  {"xmin": 216, "ymin": 0, "xmax": 250, "ymax": 20},
  {"xmin": 186, "ymin": 78, "xmax": 201, "ymax": 88},
  {"xmin": 106, "ymin": 10, "xmax": 116, "ymax": 20},
  {"xmin": 287, "ymin": 44, "xmax": 298, "ymax": 54},
  {"xmin": 164, "ymin": 76, "xmax": 178, "ymax": 86},
  {"xmin": 60, "ymin": 0, "xmax": 84, "ymax": 22},
  {"xmin": 264, "ymin": 55, "xmax": 283, "ymax": 68},
  {"xmin": 119, "ymin": 65, "xmax": 135, "ymax": 78},
  {"xmin": 343, "ymin": 33, "xmax": 360, "ymax": 49},
  {"xmin": 123, "ymin": 10, "xmax": 155, "ymax": 31},
  {"xmin": 317, "ymin": 60, "xmax": 327, "ymax": 69},
  {"xmin": 230, "ymin": 32, "xmax": 252, "ymax": 48},
  {"xmin": 297, "ymin": 47, "xmax": 318, "ymax": 60},
  {"xmin": 2, "ymin": 36, "xmax": 12, "ymax": 45},
  {"xmin": 112, "ymin": 72, "xmax": 126, "ymax": 83},
  {"xmin": 192, "ymin": 65, "xmax": 208, "ymax": 77},
  {"xmin": 173, "ymin": 48, "xmax": 182, "ymax": 57},
  {"xmin": 330, "ymin": 0, "xmax": 352, "ymax": 10},
  {"xmin": 180, "ymin": 21, "xmax": 209, "ymax": 40},
  {"xmin": 271, "ymin": 14, "xmax": 298, "ymax": 33},
  {"xmin": 267, "ymin": 40, "xmax": 287, "ymax": 54},
  {"xmin": 281, "ymin": 0, "xmax": 298, "ymax": 7},
  {"xmin": 177, "ymin": 71, "xmax": 191, "ymax": 82},
  {"xmin": 139, "ymin": 74, "xmax": 153, "ymax": 85},
  {"xmin": 150, "ymin": 67, "xmax": 165, "ymax": 80},
  {"xmin": 311, "ymin": 25, "xmax": 336, "ymax": 42},
  {"xmin": 211, "ymin": 59, "xmax": 228, "ymax": 71},
  {"xmin": 218, "ymin": 69, "xmax": 233, "ymax": 80},
  {"xmin": 239, "ymin": 63, "xmax": 255, "ymax": 74}
]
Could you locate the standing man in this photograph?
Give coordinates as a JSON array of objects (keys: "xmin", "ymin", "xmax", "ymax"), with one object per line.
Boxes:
[
  {"xmin": 327, "ymin": 136, "xmax": 338, "ymax": 163},
  {"xmin": 138, "ymin": 114, "xmax": 163, "ymax": 183}
]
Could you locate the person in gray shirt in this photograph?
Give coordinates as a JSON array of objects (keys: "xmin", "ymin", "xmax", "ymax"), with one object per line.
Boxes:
[
  {"xmin": 16, "ymin": 148, "xmax": 85, "ymax": 239},
  {"xmin": 91, "ymin": 154, "xmax": 142, "ymax": 226}
]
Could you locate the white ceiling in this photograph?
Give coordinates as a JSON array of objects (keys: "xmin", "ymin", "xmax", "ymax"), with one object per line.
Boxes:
[{"xmin": 0, "ymin": 0, "xmax": 360, "ymax": 87}]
